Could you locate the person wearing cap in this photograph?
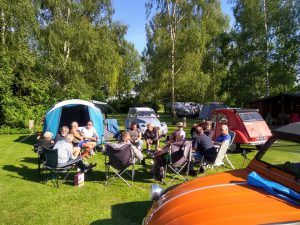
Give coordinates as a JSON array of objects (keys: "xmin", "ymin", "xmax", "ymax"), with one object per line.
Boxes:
[{"xmin": 169, "ymin": 122, "xmax": 186, "ymax": 143}]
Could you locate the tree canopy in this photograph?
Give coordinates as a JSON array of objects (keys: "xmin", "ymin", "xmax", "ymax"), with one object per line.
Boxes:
[
  {"xmin": 0, "ymin": 0, "xmax": 140, "ymax": 129},
  {"xmin": 0, "ymin": 0, "xmax": 299, "ymax": 129}
]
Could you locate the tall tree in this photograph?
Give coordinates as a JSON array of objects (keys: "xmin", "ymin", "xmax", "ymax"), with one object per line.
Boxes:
[
  {"xmin": 144, "ymin": 0, "xmax": 228, "ymax": 115},
  {"xmin": 0, "ymin": 0, "xmax": 49, "ymax": 128},
  {"xmin": 224, "ymin": 0, "xmax": 300, "ymax": 105}
]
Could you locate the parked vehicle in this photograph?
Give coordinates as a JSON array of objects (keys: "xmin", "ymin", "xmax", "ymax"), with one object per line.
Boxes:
[
  {"xmin": 210, "ymin": 108, "xmax": 272, "ymax": 151},
  {"xmin": 165, "ymin": 102, "xmax": 202, "ymax": 117},
  {"xmin": 199, "ymin": 102, "xmax": 229, "ymax": 120},
  {"xmin": 125, "ymin": 107, "xmax": 168, "ymax": 136},
  {"xmin": 143, "ymin": 122, "xmax": 300, "ymax": 225}
]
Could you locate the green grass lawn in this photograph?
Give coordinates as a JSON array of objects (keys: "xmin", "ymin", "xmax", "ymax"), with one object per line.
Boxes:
[{"xmin": 0, "ymin": 115, "xmax": 256, "ymax": 225}]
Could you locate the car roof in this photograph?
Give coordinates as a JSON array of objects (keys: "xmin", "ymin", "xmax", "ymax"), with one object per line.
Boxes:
[
  {"xmin": 131, "ymin": 107, "xmax": 154, "ymax": 111},
  {"xmin": 212, "ymin": 108, "xmax": 259, "ymax": 113}
]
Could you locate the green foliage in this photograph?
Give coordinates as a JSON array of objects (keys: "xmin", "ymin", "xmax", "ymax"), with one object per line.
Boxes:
[
  {"xmin": 0, "ymin": 126, "xmax": 30, "ymax": 134},
  {"xmin": 221, "ymin": 0, "xmax": 300, "ymax": 105},
  {"xmin": 142, "ymin": 0, "xmax": 229, "ymax": 106},
  {"xmin": 0, "ymin": 0, "xmax": 141, "ymax": 129}
]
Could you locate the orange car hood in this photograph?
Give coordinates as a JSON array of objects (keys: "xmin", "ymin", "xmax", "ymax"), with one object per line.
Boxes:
[{"xmin": 145, "ymin": 170, "xmax": 300, "ymax": 225}]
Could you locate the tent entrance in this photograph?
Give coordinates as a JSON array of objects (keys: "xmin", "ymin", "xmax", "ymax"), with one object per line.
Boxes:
[{"xmin": 59, "ymin": 105, "xmax": 90, "ymax": 128}]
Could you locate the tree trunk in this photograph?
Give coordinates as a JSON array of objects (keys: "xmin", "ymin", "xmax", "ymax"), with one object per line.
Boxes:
[
  {"xmin": 1, "ymin": 10, "xmax": 5, "ymax": 46},
  {"xmin": 63, "ymin": 3, "xmax": 71, "ymax": 68},
  {"xmin": 167, "ymin": 0, "xmax": 177, "ymax": 122},
  {"xmin": 263, "ymin": 0, "xmax": 270, "ymax": 96}
]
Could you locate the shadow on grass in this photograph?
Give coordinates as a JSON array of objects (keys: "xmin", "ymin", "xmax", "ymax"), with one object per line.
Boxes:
[
  {"xmin": 90, "ymin": 201, "xmax": 152, "ymax": 225},
  {"xmin": 14, "ymin": 134, "xmax": 37, "ymax": 146},
  {"xmin": 2, "ymin": 163, "xmax": 78, "ymax": 186},
  {"xmin": 3, "ymin": 164, "xmax": 39, "ymax": 182},
  {"xmin": 20, "ymin": 157, "xmax": 39, "ymax": 164},
  {"xmin": 86, "ymin": 167, "xmax": 155, "ymax": 185}
]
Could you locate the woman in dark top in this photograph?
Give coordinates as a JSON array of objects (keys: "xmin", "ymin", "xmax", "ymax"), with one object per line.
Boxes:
[
  {"xmin": 144, "ymin": 123, "xmax": 159, "ymax": 151},
  {"xmin": 192, "ymin": 126, "xmax": 217, "ymax": 162},
  {"xmin": 203, "ymin": 120, "xmax": 214, "ymax": 139}
]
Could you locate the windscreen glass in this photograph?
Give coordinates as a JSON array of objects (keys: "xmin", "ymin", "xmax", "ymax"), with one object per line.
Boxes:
[
  {"xmin": 238, "ymin": 112, "xmax": 264, "ymax": 122},
  {"xmin": 137, "ymin": 111, "xmax": 156, "ymax": 117},
  {"xmin": 258, "ymin": 138, "xmax": 300, "ymax": 178}
]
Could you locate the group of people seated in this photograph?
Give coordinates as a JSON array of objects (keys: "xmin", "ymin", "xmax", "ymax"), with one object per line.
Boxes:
[
  {"xmin": 149, "ymin": 120, "xmax": 231, "ymax": 182},
  {"xmin": 36, "ymin": 118, "xmax": 232, "ymax": 181},
  {"xmin": 37, "ymin": 120, "xmax": 99, "ymax": 173}
]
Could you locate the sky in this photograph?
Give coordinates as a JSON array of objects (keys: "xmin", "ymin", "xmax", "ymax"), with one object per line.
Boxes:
[{"xmin": 112, "ymin": 0, "xmax": 234, "ymax": 54}]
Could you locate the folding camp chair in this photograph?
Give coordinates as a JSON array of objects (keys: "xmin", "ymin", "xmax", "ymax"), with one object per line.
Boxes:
[
  {"xmin": 34, "ymin": 143, "xmax": 45, "ymax": 179},
  {"xmin": 104, "ymin": 143, "xmax": 135, "ymax": 187},
  {"xmin": 198, "ymin": 140, "xmax": 234, "ymax": 174},
  {"xmin": 42, "ymin": 148, "xmax": 79, "ymax": 187},
  {"xmin": 164, "ymin": 140, "xmax": 193, "ymax": 185}
]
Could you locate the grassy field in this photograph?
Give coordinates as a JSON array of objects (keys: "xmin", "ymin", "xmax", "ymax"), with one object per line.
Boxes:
[{"xmin": 0, "ymin": 114, "xmax": 257, "ymax": 225}]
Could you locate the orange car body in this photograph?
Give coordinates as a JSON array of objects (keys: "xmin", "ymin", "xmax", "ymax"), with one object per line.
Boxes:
[{"xmin": 144, "ymin": 123, "xmax": 300, "ymax": 225}]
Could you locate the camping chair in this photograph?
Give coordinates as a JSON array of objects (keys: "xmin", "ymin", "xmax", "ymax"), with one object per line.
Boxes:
[
  {"xmin": 198, "ymin": 140, "xmax": 233, "ymax": 174},
  {"xmin": 164, "ymin": 140, "xmax": 193, "ymax": 186},
  {"xmin": 34, "ymin": 143, "xmax": 44, "ymax": 179},
  {"xmin": 42, "ymin": 148, "xmax": 79, "ymax": 187},
  {"xmin": 104, "ymin": 143, "xmax": 135, "ymax": 187}
]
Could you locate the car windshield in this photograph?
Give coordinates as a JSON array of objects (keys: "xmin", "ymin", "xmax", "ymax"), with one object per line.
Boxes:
[
  {"xmin": 257, "ymin": 138, "xmax": 300, "ymax": 178},
  {"xmin": 137, "ymin": 110, "xmax": 156, "ymax": 117},
  {"xmin": 238, "ymin": 112, "xmax": 264, "ymax": 122}
]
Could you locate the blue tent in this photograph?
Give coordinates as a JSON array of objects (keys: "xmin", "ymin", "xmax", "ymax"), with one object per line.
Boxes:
[{"xmin": 43, "ymin": 99, "xmax": 104, "ymax": 143}]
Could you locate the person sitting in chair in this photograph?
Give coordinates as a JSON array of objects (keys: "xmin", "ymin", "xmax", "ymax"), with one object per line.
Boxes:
[
  {"xmin": 54, "ymin": 126, "xmax": 69, "ymax": 143},
  {"xmin": 169, "ymin": 122, "xmax": 186, "ymax": 143},
  {"xmin": 53, "ymin": 134, "xmax": 96, "ymax": 173},
  {"xmin": 192, "ymin": 126, "xmax": 216, "ymax": 162},
  {"xmin": 80, "ymin": 120, "xmax": 99, "ymax": 156},
  {"xmin": 37, "ymin": 131, "xmax": 54, "ymax": 149},
  {"xmin": 54, "ymin": 126, "xmax": 80, "ymax": 157},
  {"xmin": 214, "ymin": 124, "xmax": 231, "ymax": 145},
  {"xmin": 70, "ymin": 121, "xmax": 95, "ymax": 159},
  {"xmin": 127, "ymin": 122, "xmax": 143, "ymax": 151},
  {"xmin": 203, "ymin": 120, "xmax": 214, "ymax": 139},
  {"xmin": 117, "ymin": 132, "xmax": 144, "ymax": 163},
  {"xmin": 144, "ymin": 123, "xmax": 160, "ymax": 152}
]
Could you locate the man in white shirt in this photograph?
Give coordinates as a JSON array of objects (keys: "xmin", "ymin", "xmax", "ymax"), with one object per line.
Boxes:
[
  {"xmin": 81, "ymin": 120, "xmax": 99, "ymax": 142},
  {"xmin": 80, "ymin": 120, "xmax": 99, "ymax": 155},
  {"xmin": 53, "ymin": 134, "xmax": 96, "ymax": 173}
]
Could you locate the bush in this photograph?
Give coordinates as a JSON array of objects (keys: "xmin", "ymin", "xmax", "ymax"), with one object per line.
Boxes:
[{"xmin": 0, "ymin": 126, "xmax": 31, "ymax": 134}]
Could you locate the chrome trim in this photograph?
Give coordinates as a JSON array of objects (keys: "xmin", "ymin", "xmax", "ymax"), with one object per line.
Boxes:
[
  {"xmin": 248, "ymin": 141, "xmax": 267, "ymax": 145},
  {"xmin": 150, "ymin": 184, "xmax": 164, "ymax": 201}
]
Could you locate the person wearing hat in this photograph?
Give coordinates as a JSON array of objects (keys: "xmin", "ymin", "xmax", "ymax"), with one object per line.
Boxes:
[{"xmin": 169, "ymin": 122, "xmax": 186, "ymax": 143}]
